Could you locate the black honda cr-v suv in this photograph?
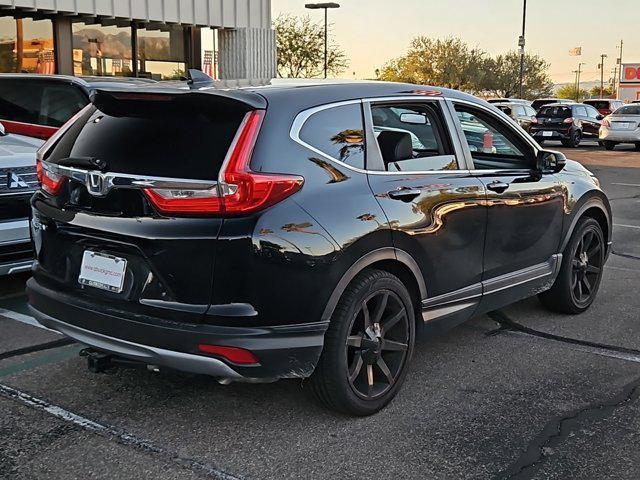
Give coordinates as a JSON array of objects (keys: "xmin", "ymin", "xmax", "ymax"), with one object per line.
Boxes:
[{"xmin": 28, "ymin": 81, "xmax": 612, "ymax": 415}]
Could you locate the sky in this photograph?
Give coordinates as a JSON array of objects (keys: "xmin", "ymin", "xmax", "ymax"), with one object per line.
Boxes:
[{"xmin": 272, "ymin": 0, "xmax": 637, "ymax": 84}]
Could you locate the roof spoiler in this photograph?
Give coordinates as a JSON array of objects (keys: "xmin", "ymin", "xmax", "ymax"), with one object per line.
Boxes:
[{"xmin": 90, "ymin": 85, "xmax": 267, "ymax": 117}]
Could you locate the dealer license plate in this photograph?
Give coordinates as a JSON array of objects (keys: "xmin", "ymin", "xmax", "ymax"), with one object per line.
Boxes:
[
  {"xmin": 78, "ymin": 250, "xmax": 127, "ymax": 293},
  {"xmin": 542, "ymin": 131, "xmax": 553, "ymax": 137}
]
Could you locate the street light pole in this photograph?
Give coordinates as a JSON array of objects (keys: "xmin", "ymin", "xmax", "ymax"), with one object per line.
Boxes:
[
  {"xmin": 518, "ymin": 0, "xmax": 527, "ymax": 98},
  {"xmin": 305, "ymin": 3, "xmax": 340, "ymax": 79}
]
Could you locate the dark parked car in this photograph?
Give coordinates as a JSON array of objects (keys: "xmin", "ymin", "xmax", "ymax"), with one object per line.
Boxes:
[
  {"xmin": 0, "ymin": 74, "xmax": 156, "ymax": 140},
  {"xmin": 531, "ymin": 98, "xmax": 574, "ymax": 112},
  {"xmin": 28, "ymin": 82, "xmax": 611, "ymax": 415},
  {"xmin": 531, "ymin": 103, "xmax": 604, "ymax": 147},
  {"xmin": 493, "ymin": 101, "xmax": 538, "ymax": 132},
  {"xmin": 584, "ymin": 98, "xmax": 624, "ymax": 116}
]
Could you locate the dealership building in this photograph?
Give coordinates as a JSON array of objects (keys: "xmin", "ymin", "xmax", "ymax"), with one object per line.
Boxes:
[{"xmin": 0, "ymin": 0, "xmax": 275, "ymax": 84}]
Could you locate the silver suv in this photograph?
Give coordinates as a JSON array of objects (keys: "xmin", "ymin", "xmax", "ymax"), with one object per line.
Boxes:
[{"xmin": 0, "ymin": 122, "xmax": 41, "ymax": 275}]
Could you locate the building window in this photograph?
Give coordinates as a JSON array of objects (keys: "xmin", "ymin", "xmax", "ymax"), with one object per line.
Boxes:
[
  {"xmin": 72, "ymin": 22, "xmax": 133, "ymax": 77},
  {"xmin": 0, "ymin": 16, "xmax": 55, "ymax": 74},
  {"xmin": 137, "ymin": 25, "xmax": 186, "ymax": 80}
]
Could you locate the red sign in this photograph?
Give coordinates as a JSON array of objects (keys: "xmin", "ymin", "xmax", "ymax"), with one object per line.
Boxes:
[{"xmin": 621, "ymin": 64, "xmax": 640, "ymax": 83}]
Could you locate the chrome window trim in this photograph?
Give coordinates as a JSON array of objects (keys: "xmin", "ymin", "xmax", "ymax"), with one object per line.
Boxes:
[
  {"xmin": 289, "ymin": 96, "xmax": 474, "ymax": 176},
  {"xmin": 40, "ymin": 160, "xmax": 218, "ymax": 197}
]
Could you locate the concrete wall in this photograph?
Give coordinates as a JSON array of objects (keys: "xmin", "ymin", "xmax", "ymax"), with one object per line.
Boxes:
[{"xmin": 1, "ymin": 0, "xmax": 271, "ymax": 29}]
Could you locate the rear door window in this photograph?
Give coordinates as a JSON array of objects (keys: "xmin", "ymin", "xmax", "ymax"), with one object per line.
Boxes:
[
  {"xmin": 585, "ymin": 105, "xmax": 600, "ymax": 118},
  {"xmin": 371, "ymin": 102, "xmax": 457, "ymax": 171},
  {"xmin": 299, "ymin": 104, "xmax": 365, "ymax": 169},
  {"xmin": 0, "ymin": 79, "xmax": 87, "ymax": 127},
  {"xmin": 575, "ymin": 106, "xmax": 588, "ymax": 117}
]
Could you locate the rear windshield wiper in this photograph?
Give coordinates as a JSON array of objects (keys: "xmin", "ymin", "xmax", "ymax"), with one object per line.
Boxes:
[{"xmin": 57, "ymin": 156, "xmax": 107, "ymax": 171}]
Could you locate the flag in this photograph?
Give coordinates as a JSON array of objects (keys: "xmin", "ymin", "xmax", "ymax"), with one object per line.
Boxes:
[{"xmin": 569, "ymin": 47, "xmax": 582, "ymax": 56}]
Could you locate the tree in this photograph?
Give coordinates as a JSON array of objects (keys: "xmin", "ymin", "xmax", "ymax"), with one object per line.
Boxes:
[
  {"xmin": 274, "ymin": 14, "xmax": 348, "ymax": 78},
  {"xmin": 379, "ymin": 37, "xmax": 490, "ymax": 93},
  {"xmin": 379, "ymin": 37, "xmax": 554, "ymax": 99},
  {"xmin": 484, "ymin": 51, "xmax": 554, "ymax": 99},
  {"xmin": 557, "ymin": 84, "xmax": 589, "ymax": 102},
  {"xmin": 589, "ymin": 85, "xmax": 615, "ymax": 98}
]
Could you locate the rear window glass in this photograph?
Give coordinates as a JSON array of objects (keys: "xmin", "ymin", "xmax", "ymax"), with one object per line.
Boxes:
[
  {"xmin": 299, "ymin": 104, "xmax": 365, "ymax": 169},
  {"xmin": 615, "ymin": 105, "xmax": 640, "ymax": 115},
  {"xmin": 585, "ymin": 101, "xmax": 610, "ymax": 110},
  {"xmin": 0, "ymin": 79, "xmax": 87, "ymax": 127},
  {"xmin": 47, "ymin": 106, "xmax": 244, "ymax": 180},
  {"xmin": 538, "ymin": 106, "xmax": 572, "ymax": 118}
]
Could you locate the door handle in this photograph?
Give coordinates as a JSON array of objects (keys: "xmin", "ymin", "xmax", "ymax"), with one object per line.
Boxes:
[
  {"xmin": 486, "ymin": 181, "xmax": 510, "ymax": 194},
  {"xmin": 388, "ymin": 188, "xmax": 422, "ymax": 202}
]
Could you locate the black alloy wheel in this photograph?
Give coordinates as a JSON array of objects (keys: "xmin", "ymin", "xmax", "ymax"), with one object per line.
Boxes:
[
  {"xmin": 562, "ymin": 129, "xmax": 582, "ymax": 148},
  {"xmin": 345, "ymin": 290, "xmax": 409, "ymax": 400},
  {"xmin": 309, "ymin": 269, "xmax": 415, "ymax": 416},
  {"xmin": 539, "ymin": 217, "xmax": 605, "ymax": 314},
  {"xmin": 569, "ymin": 225, "xmax": 604, "ymax": 309}
]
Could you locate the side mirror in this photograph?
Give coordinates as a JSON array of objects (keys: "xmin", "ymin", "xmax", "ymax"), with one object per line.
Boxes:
[
  {"xmin": 537, "ymin": 149, "xmax": 566, "ymax": 173},
  {"xmin": 399, "ymin": 113, "xmax": 427, "ymax": 125},
  {"xmin": 596, "ymin": 114, "xmax": 604, "ymax": 120},
  {"xmin": 0, "ymin": 122, "xmax": 5, "ymax": 136}
]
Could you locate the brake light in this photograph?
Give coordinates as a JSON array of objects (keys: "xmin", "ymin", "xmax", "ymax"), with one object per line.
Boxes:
[
  {"xmin": 563, "ymin": 117, "xmax": 574, "ymax": 124},
  {"xmin": 144, "ymin": 110, "xmax": 304, "ymax": 216},
  {"xmin": 36, "ymin": 159, "xmax": 65, "ymax": 195},
  {"xmin": 602, "ymin": 117, "xmax": 611, "ymax": 127},
  {"xmin": 197, "ymin": 344, "xmax": 259, "ymax": 365},
  {"xmin": 531, "ymin": 117, "xmax": 538, "ymax": 124}
]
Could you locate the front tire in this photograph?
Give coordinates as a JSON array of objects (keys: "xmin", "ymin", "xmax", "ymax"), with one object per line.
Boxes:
[
  {"xmin": 309, "ymin": 269, "xmax": 415, "ymax": 416},
  {"xmin": 539, "ymin": 217, "xmax": 605, "ymax": 314}
]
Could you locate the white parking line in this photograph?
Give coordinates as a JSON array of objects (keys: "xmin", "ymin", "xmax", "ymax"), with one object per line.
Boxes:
[
  {"xmin": 0, "ymin": 308, "xmax": 60, "ymax": 334},
  {"xmin": 612, "ymin": 183, "xmax": 640, "ymax": 187},
  {"xmin": 0, "ymin": 383, "xmax": 242, "ymax": 480},
  {"xmin": 614, "ymin": 224, "xmax": 640, "ymax": 230}
]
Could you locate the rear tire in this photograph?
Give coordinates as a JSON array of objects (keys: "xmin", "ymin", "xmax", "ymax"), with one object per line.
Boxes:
[
  {"xmin": 309, "ymin": 269, "xmax": 415, "ymax": 416},
  {"xmin": 604, "ymin": 141, "xmax": 616, "ymax": 151},
  {"xmin": 635, "ymin": 143, "xmax": 640, "ymax": 151},
  {"xmin": 538, "ymin": 217, "xmax": 605, "ymax": 314},
  {"xmin": 561, "ymin": 130, "xmax": 581, "ymax": 148}
]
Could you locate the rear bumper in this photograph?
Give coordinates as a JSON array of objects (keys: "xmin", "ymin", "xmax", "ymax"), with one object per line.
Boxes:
[
  {"xmin": 27, "ymin": 278, "xmax": 327, "ymax": 380},
  {"xmin": 599, "ymin": 127, "xmax": 640, "ymax": 142},
  {"xmin": 0, "ymin": 219, "xmax": 33, "ymax": 275},
  {"xmin": 531, "ymin": 128, "xmax": 572, "ymax": 140}
]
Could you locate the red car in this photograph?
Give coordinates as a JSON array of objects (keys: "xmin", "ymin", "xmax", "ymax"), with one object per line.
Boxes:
[{"xmin": 584, "ymin": 99, "xmax": 624, "ymax": 116}]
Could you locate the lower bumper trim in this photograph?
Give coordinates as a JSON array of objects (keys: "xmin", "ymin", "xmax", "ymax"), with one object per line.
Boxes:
[{"xmin": 30, "ymin": 306, "xmax": 243, "ymax": 379}]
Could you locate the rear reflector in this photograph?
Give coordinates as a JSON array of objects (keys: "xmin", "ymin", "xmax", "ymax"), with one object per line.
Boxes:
[
  {"xmin": 143, "ymin": 110, "xmax": 304, "ymax": 217},
  {"xmin": 197, "ymin": 344, "xmax": 259, "ymax": 365}
]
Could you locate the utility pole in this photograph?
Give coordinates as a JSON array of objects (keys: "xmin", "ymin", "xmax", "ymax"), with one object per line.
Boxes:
[
  {"xmin": 616, "ymin": 40, "xmax": 624, "ymax": 98},
  {"xmin": 599, "ymin": 54, "xmax": 608, "ymax": 98},
  {"xmin": 305, "ymin": 3, "xmax": 340, "ymax": 79},
  {"xmin": 575, "ymin": 63, "xmax": 585, "ymax": 102},
  {"xmin": 518, "ymin": 0, "xmax": 527, "ymax": 98}
]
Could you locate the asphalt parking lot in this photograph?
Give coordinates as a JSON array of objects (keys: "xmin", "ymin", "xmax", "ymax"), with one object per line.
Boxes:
[{"xmin": 2, "ymin": 140, "xmax": 640, "ymax": 480}]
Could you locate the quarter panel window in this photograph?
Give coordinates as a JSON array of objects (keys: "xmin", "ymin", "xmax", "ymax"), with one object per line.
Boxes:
[
  {"xmin": 299, "ymin": 104, "xmax": 365, "ymax": 169},
  {"xmin": 455, "ymin": 105, "xmax": 533, "ymax": 170},
  {"xmin": 371, "ymin": 103, "xmax": 458, "ymax": 172}
]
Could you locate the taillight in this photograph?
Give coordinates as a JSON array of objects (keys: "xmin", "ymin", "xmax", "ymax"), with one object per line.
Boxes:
[
  {"xmin": 36, "ymin": 158, "xmax": 65, "ymax": 195},
  {"xmin": 602, "ymin": 117, "xmax": 611, "ymax": 127},
  {"xmin": 35, "ymin": 104, "xmax": 92, "ymax": 195},
  {"xmin": 531, "ymin": 117, "xmax": 538, "ymax": 124},
  {"xmin": 563, "ymin": 117, "xmax": 574, "ymax": 124},
  {"xmin": 197, "ymin": 344, "xmax": 259, "ymax": 365},
  {"xmin": 144, "ymin": 110, "xmax": 304, "ymax": 216}
]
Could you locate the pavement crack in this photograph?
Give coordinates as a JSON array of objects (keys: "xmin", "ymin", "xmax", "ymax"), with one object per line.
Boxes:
[
  {"xmin": 487, "ymin": 310, "xmax": 640, "ymax": 358},
  {"xmin": 494, "ymin": 375, "xmax": 640, "ymax": 480},
  {"xmin": 0, "ymin": 338, "xmax": 75, "ymax": 361}
]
